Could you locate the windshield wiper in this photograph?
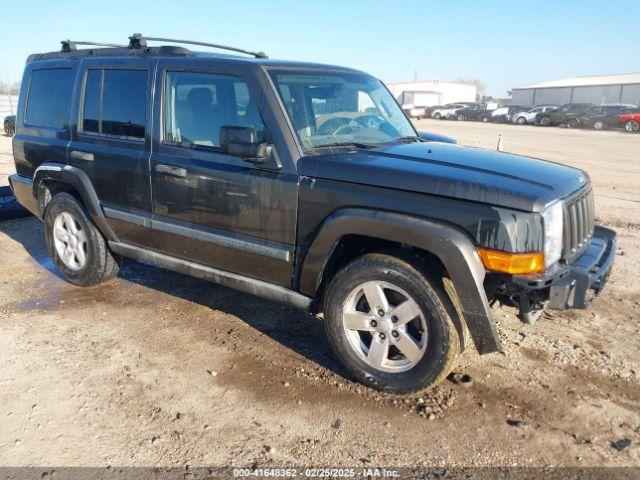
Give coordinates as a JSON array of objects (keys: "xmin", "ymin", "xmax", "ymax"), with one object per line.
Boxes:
[
  {"xmin": 312, "ymin": 141, "xmax": 379, "ymax": 150},
  {"xmin": 392, "ymin": 136, "xmax": 424, "ymax": 143}
]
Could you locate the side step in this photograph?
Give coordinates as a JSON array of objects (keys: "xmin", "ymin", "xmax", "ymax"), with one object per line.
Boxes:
[{"xmin": 108, "ymin": 241, "xmax": 312, "ymax": 311}]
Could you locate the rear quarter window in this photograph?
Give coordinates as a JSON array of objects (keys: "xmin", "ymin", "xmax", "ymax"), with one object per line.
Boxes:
[{"xmin": 25, "ymin": 68, "xmax": 74, "ymax": 128}]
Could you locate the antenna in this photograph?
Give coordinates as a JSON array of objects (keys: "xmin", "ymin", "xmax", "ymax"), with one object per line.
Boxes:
[
  {"xmin": 129, "ymin": 33, "xmax": 268, "ymax": 58},
  {"xmin": 61, "ymin": 40, "xmax": 128, "ymax": 52}
]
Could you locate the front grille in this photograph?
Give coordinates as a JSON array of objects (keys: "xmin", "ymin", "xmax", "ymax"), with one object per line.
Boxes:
[{"xmin": 562, "ymin": 186, "xmax": 595, "ymax": 262}]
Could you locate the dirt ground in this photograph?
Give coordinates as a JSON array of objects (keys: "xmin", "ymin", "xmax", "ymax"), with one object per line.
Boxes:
[{"xmin": 0, "ymin": 121, "xmax": 639, "ymax": 470}]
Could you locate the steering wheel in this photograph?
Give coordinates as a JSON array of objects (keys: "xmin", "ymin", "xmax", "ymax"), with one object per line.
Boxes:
[
  {"xmin": 355, "ymin": 114, "xmax": 386, "ymax": 130},
  {"xmin": 316, "ymin": 117, "xmax": 355, "ymax": 136}
]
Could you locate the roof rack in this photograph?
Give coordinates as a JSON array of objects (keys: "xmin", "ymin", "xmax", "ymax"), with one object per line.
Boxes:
[
  {"xmin": 127, "ymin": 33, "xmax": 268, "ymax": 59},
  {"xmin": 61, "ymin": 40, "xmax": 128, "ymax": 52}
]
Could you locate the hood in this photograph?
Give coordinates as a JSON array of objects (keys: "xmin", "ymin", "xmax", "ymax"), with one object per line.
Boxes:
[{"xmin": 298, "ymin": 142, "xmax": 589, "ymax": 212}]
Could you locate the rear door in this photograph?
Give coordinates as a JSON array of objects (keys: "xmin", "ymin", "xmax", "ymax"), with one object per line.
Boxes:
[
  {"xmin": 148, "ymin": 60, "xmax": 298, "ymax": 286},
  {"xmin": 68, "ymin": 58, "xmax": 154, "ymax": 246}
]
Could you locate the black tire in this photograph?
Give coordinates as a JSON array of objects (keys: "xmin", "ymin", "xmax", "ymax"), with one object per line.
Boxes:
[
  {"xmin": 482, "ymin": 116, "xmax": 489, "ymax": 123},
  {"xmin": 516, "ymin": 116, "xmax": 526, "ymax": 125},
  {"xmin": 539, "ymin": 115, "xmax": 552, "ymax": 127},
  {"xmin": 323, "ymin": 253, "xmax": 460, "ymax": 393},
  {"xmin": 566, "ymin": 118, "xmax": 579, "ymax": 129},
  {"xmin": 433, "ymin": 112, "xmax": 441, "ymax": 119},
  {"xmin": 44, "ymin": 192, "xmax": 119, "ymax": 286},
  {"xmin": 625, "ymin": 120, "xmax": 639, "ymax": 132}
]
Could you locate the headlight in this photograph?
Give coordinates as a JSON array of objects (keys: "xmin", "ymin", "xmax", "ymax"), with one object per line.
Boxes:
[{"xmin": 543, "ymin": 201, "xmax": 564, "ymax": 268}]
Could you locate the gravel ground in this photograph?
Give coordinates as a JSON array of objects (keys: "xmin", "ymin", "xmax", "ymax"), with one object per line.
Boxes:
[{"xmin": 0, "ymin": 122, "xmax": 639, "ymax": 469}]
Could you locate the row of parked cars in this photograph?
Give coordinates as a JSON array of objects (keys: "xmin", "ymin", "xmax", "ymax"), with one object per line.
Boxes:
[{"xmin": 409, "ymin": 102, "xmax": 640, "ymax": 132}]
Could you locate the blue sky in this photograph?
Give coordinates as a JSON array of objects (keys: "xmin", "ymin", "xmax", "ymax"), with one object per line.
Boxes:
[{"xmin": 2, "ymin": 0, "xmax": 638, "ymax": 96}]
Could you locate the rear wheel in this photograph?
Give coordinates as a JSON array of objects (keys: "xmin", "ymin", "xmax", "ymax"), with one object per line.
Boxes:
[
  {"xmin": 625, "ymin": 119, "xmax": 639, "ymax": 132},
  {"xmin": 44, "ymin": 192, "xmax": 119, "ymax": 286},
  {"xmin": 539, "ymin": 115, "xmax": 552, "ymax": 126},
  {"xmin": 324, "ymin": 253, "xmax": 460, "ymax": 393}
]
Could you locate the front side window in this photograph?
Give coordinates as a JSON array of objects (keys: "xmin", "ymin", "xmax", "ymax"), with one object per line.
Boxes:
[
  {"xmin": 25, "ymin": 68, "xmax": 73, "ymax": 128},
  {"xmin": 164, "ymin": 71, "xmax": 265, "ymax": 148},
  {"xmin": 269, "ymin": 70, "xmax": 416, "ymax": 152},
  {"xmin": 80, "ymin": 68, "xmax": 147, "ymax": 139}
]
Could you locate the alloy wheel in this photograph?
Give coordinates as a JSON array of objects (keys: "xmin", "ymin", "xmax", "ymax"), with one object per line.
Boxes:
[
  {"xmin": 341, "ymin": 280, "xmax": 427, "ymax": 373},
  {"xmin": 53, "ymin": 212, "xmax": 88, "ymax": 271},
  {"xmin": 625, "ymin": 120, "xmax": 639, "ymax": 132}
]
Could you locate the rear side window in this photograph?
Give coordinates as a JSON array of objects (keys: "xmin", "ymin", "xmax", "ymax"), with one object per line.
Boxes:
[
  {"xmin": 25, "ymin": 69, "xmax": 73, "ymax": 128},
  {"xmin": 80, "ymin": 69, "xmax": 147, "ymax": 139}
]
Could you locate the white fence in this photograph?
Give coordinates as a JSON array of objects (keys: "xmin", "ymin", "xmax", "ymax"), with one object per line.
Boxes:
[{"xmin": 0, "ymin": 94, "xmax": 18, "ymax": 118}]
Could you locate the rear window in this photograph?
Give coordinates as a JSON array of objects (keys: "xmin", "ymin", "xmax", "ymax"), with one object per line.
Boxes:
[
  {"xmin": 25, "ymin": 68, "xmax": 73, "ymax": 128},
  {"xmin": 80, "ymin": 69, "xmax": 147, "ymax": 139}
]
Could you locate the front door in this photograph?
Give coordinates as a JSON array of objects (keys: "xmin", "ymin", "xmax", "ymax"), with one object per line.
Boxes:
[
  {"xmin": 69, "ymin": 58, "xmax": 154, "ymax": 246},
  {"xmin": 149, "ymin": 61, "xmax": 298, "ymax": 286}
]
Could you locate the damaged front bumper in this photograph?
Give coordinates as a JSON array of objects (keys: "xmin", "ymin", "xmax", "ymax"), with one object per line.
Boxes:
[{"xmin": 512, "ymin": 225, "xmax": 616, "ymax": 310}]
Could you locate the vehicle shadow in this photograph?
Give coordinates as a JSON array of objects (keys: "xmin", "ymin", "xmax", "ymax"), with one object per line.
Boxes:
[{"xmin": 0, "ymin": 217, "xmax": 348, "ymax": 380}]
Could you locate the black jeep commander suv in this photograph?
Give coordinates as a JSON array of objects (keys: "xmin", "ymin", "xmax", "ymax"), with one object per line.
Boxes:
[{"xmin": 10, "ymin": 35, "xmax": 616, "ymax": 393}]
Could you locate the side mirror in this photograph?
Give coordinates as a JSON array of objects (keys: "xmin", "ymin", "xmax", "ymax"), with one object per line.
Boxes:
[{"xmin": 220, "ymin": 126, "xmax": 270, "ymax": 164}]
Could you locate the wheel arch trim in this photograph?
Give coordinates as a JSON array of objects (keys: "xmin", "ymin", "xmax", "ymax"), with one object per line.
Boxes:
[
  {"xmin": 298, "ymin": 208, "xmax": 501, "ymax": 354},
  {"xmin": 33, "ymin": 162, "xmax": 118, "ymax": 241}
]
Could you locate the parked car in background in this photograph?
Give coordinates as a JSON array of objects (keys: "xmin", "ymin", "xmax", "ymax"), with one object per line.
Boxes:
[
  {"xmin": 432, "ymin": 103, "xmax": 467, "ymax": 119},
  {"xmin": 568, "ymin": 104, "xmax": 638, "ymax": 130},
  {"xmin": 619, "ymin": 111, "xmax": 640, "ymax": 132},
  {"xmin": 403, "ymin": 105, "xmax": 427, "ymax": 120},
  {"xmin": 455, "ymin": 104, "xmax": 484, "ymax": 121},
  {"xmin": 505, "ymin": 106, "xmax": 531, "ymax": 123},
  {"xmin": 3, "ymin": 115, "xmax": 15, "ymax": 136},
  {"xmin": 487, "ymin": 105, "xmax": 527, "ymax": 123},
  {"xmin": 512, "ymin": 105, "xmax": 558, "ymax": 125},
  {"xmin": 537, "ymin": 103, "xmax": 592, "ymax": 127}
]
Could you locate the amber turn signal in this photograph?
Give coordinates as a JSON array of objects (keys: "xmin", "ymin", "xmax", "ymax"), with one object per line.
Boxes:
[{"xmin": 477, "ymin": 248, "xmax": 545, "ymax": 274}]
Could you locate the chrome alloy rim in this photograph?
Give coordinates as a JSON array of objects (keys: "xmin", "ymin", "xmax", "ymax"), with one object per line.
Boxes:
[
  {"xmin": 53, "ymin": 212, "xmax": 88, "ymax": 271},
  {"xmin": 341, "ymin": 281, "xmax": 428, "ymax": 373}
]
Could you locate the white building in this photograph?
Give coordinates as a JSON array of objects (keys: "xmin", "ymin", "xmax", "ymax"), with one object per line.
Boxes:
[
  {"xmin": 386, "ymin": 80, "xmax": 477, "ymax": 107},
  {"xmin": 512, "ymin": 73, "xmax": 640, "ymax": 107}
]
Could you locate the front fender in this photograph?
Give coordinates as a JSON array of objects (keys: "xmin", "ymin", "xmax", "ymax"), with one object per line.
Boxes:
[
  {"xmin": 299, "ymin": 208, "xmax": 501, "ymax": 354},
  {"xmin": 33, "ymin": 162, "xmax": 118, "ymax": 241}
]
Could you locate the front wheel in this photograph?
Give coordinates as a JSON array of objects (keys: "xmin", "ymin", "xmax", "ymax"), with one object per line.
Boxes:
[
  {"xmin": 433, "ymin": 113, "xmax": 441, "ymax": 119},
  {"xmin": 44, "ymin": 192, "xmax": 119, "ymax": 286},
  {"xmin": 323, "ymin": 253, "xmax": 460, "ymax": 393},
  {"xmin": 516, "ymin": 116, "xmax": 526, "ymax": 125},
  {"xmin": 593, "ymin": 120, "xmax": 606, "ymax": 130},
  {"xmin": 625, "ymin": 120, "xmax": 639, "ymax": 132},
  {"xmin": 566, "ymin": 118, "xmax": 579, "ymax": 128}
]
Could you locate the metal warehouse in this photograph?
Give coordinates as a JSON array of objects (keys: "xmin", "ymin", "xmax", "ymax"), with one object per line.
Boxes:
[{"xmin": 512, "ymin": 73, "xmax": 640, "ymax": 107}]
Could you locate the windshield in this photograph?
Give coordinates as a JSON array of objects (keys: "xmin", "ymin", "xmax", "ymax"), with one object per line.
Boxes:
[{"xmin": 269, "ymin": 70, "xmax": 416, "ymax": 152}]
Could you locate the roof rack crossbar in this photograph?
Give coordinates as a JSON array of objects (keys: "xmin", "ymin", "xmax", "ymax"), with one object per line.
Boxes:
[
  {"xmin": 129, "ymin": 34, "xmax": 268, "ymax": 58},
  {"xmin": 61, "ymin": 40, "xmax": 128, "ymax": 52}
]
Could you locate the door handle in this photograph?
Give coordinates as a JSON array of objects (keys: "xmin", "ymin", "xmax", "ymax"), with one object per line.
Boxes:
[
  {"xmin": 155, "ymin": 164, "xmax": 187, "ymax": 178},
  {"xmin": 70, "ymin": 150, "xmax": 94, "ymax": 161}
]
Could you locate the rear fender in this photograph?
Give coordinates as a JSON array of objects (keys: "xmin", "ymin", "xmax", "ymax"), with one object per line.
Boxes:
[{"xmin": 33, "ymin": 162, "xmax": 118, "ymax": 241}]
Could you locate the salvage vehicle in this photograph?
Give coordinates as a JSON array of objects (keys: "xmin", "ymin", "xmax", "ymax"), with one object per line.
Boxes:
[
  {"xmin": 619, "ymin": 111, "xmax": 640, "ymax": 132},
  {"xmin": 455, "ymin": 104, "xmax": 484, "ymax": 121},
  {"xmin": 10, "ymin": 35, "xmax": 617, "ymax": 393},
  {"xmin": 537, "ymin": 103, "xmax": 592, "ymax": 127},
  {"xmin": 3, "ymin": 114, "xmax": 15, "ymax": 136},
  {"xmin": 431, "ymin": 103, "xmax": 467, "ymax": 119},
  {"xmin": 512, "ymin": 105, "xmax": 558, "ymax": 125},
  {"xmin": 568, "ymin": 104, "xmax": 638, "ymax": 130}
]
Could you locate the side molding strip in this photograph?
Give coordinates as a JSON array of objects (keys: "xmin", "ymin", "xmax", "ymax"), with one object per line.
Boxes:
[{"xmin": 108, "ymin": 241, "xmax": 311, "ymax": 310}]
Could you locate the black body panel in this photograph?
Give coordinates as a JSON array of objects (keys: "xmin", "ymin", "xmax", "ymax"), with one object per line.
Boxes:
[{"xmin": 298, "ymin": 142, "xmax": 589, "ymax": 213}]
